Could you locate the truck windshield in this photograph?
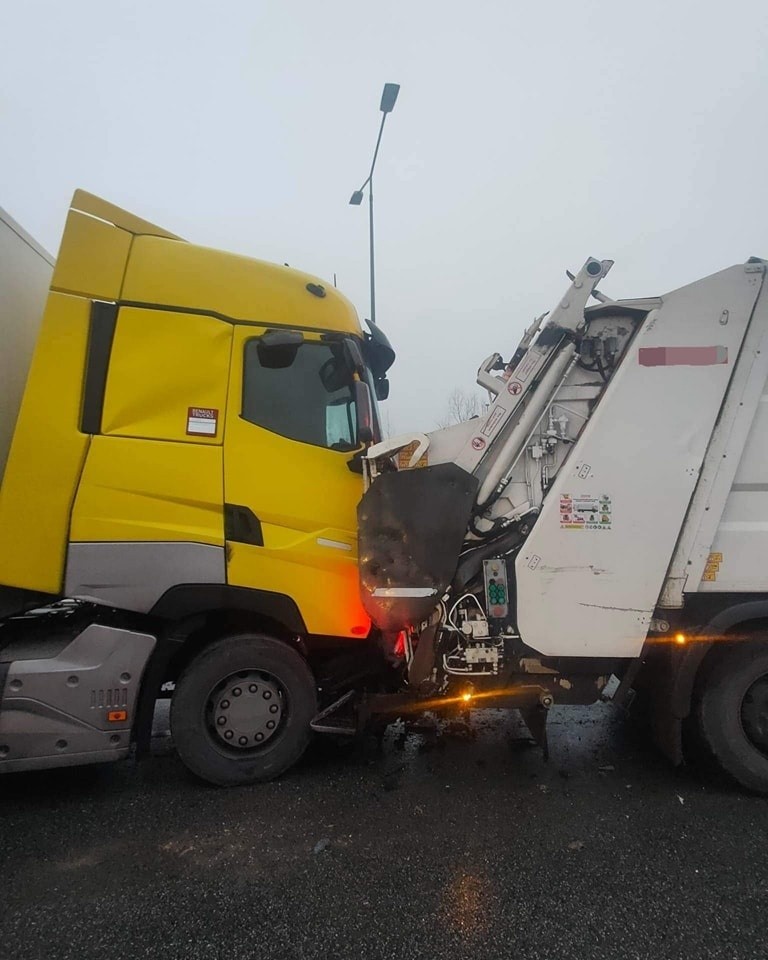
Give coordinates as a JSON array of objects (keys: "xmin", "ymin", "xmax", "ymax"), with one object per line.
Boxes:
[{"xmin": 242, "ymin": 337, "xmax": 379, "ymax": 451}]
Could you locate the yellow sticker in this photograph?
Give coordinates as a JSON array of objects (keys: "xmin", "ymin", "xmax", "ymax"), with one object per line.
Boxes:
[{"xmin": 397, "ymin": 441, "xmax": 428, "ymax": 469}]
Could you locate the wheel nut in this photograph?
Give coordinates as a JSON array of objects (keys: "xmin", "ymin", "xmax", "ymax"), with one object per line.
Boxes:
[
  {"xmin": 238, "ymin": 736, "xmax": 248, "ymax": 746},
  {"xmin": 225, "ymin": 730, "xmax": 234, "ymax": 740},
  {"xmin": 255, "ymin": 733, "xmax": 264, "ymax": 742},
  {"xmin": 269, "ymin": 704, "xmax": 279, "ymax": 714},
  {"xmin": 263, "ymin": 690, "xmax": 272, "ymax": 700},
  {"xmin": 249, "ymin": 684, "xmax": 258, "ymax": 693},
  {"xmin": 220, "ymin": 699, "xmax": 230, "ymax": 709},
  {"xmin": 217, "ymin": 716, "xmax": 226, "ymax": 726},
  {"xmin": 233, "ymin": 687, "xmax": 242, "ymax": 697},
  {"xmin": 266, "ymin": 720, "xmax": 275, "ymax": 730}
]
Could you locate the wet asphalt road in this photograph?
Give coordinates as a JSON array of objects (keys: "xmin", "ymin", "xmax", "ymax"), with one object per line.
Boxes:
[{"xmin": 1, "ymin": 703, "xmax": 766, "ymax": 960}]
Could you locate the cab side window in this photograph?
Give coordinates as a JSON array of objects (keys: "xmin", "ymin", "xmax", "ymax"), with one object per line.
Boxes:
[{"xmin": 242, "ymin": 338, "xmax": 358, "ymax": 451}]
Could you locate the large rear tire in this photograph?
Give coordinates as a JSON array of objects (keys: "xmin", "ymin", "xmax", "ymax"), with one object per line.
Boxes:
[
  {"xmin": 171, "ymin": 633, "xmax": 316, "ymax": 786},
  {"xmin": 696, "ymin": 640, "xmax": 768, "ymax": 794}
]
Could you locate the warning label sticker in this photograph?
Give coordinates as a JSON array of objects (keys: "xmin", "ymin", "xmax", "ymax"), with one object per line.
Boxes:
[
  {"xmin": 702, "ymin": 551, "xmax": 723, "ymax": 582},
  {"xmin": 481, "ymin": 406, "xmax": 507, "ymax": 438},
  {"xmin": 187, "ymin": 406, "xmax": 219, "ymax": 437},
  {"xmin": 513, "ymin": 352, "xmax": 540, "ymax": 382},
  {"xmin": 560, "ymin": 493, "xmax": 612, "ymax": 531}
]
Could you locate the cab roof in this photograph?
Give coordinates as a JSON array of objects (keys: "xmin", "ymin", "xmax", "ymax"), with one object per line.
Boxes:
[{"xmin": 51, "ymin": 190, "xmax": 363, "ymax": 337}]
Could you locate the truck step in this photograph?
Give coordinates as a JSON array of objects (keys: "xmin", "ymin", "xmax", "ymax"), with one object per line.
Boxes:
[{"xmin": 310, "ymin": 690, "xmax": 358, "ymax": 736}]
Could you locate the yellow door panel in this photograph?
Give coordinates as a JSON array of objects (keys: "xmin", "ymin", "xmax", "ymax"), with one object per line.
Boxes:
[
  {"xmin": 228, "ymin": 542, "xmax": 368, "ymax": 638},
  {"xmin": 224, "ymin": 326, "xmax": 369, "ymax": 638},
  {"xmin": 71, "ymin": 436, "xmax": 224, "ymax": 546},
  {"xmin": 0, "ymin": 293, "xmax": 91, "ymax": 593},
  {"xmin": 101, "ymin": 307, "xmax": 232, "ymax": 443}
]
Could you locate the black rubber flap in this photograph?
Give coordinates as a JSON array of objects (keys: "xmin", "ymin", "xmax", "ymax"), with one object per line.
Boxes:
[{"xmin": 358, "ymin": 463, "xmax": 479, "ymax": 632}]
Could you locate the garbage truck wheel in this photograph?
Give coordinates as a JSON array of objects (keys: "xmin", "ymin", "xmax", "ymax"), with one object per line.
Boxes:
[
  {"xmin": 171, "ymin": 633, "xmax": 316, "ymax": 786},
  {"xmin": 696, "ymin": 640, "xmax": 768, "ymax": 794}
]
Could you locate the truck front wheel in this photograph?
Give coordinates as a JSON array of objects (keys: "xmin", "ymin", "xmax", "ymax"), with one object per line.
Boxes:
[
  {"xmin": 171, "ymin": 633, "xmax": 317, "ymax": 786},
  {"xmin": 696, "ymin": 640, "xmax": 768, "ymax": 794}
]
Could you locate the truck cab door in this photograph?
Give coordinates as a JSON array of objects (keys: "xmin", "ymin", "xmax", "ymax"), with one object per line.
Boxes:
[{"xmin": 223, "ymin": 326, "xmax": 371, "ymax": 639}]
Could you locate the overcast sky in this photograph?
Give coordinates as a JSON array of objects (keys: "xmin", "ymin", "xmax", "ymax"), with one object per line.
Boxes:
[{"xmin": 2, "ymin": 0, "xmax": 766, "ymax": 433}]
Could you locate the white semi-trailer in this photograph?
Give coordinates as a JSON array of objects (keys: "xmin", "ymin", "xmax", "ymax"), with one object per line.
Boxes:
[{"xmin": 0, "ymin": 207, "xmax": 54, "ymax": 481}]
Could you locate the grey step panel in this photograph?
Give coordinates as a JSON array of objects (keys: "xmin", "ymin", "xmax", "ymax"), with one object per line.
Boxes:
[{"xmin": 0, "ymin": 622, "xmax": 156, "ymax": 770}]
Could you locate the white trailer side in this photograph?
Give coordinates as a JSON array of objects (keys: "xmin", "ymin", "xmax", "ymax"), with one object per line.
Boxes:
[{"xmin": 0, "ymin": 208, "xmax": 54, "ymax": 483}]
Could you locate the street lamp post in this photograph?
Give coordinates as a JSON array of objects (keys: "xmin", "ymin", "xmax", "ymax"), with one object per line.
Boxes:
[{"xmin": 349, "ymin": 82, "xmax": 400, "ymax": 326}]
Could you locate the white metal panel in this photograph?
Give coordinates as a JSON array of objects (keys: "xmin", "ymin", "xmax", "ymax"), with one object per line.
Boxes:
[
  {"xmin": 698, "ymin": 388, "xmax": 768, "ymax": 592},
  {"xmin": 425, "ymin": 419, "xmax": 478, "ymax": 465},
  {"xmin": 661, "ymin": 276, "xmax": 768, "ymax": 601},
  {"xmin": 516, "ymin": 265, "xmax": 761, "ymax": 658},
  {"xmin": 0, "ymin": 208, "xmax": 54, "ymax": 483}
]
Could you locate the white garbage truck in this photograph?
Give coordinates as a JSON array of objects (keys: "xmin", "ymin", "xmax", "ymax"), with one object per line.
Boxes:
[{"xmin": 357, "ymin": 255, "xmax": 768, "ymax": 794}]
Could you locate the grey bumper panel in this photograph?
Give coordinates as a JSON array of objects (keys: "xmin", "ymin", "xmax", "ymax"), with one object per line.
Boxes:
[{"xmin": 65, "ymin": 541, "xmax": 226, "ymax": 613}]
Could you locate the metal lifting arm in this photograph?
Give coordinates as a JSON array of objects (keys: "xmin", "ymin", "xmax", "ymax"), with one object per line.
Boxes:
[
  {"xmin": 452, "ymin": 258, "xmax": 612, "ymax": 487},
  {"xmin": 357, "ymin": 257, "xmax": 615, "ymax": 631},
  {"xmin": 363, "ymin": 257, "xmax": 612, "ymax": 494}
]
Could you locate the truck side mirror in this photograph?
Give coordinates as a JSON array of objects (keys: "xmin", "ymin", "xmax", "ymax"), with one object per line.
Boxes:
[
  {"xmin": 374, "ymin": 378, "xmax": 390, "ymax": 401},
  {"xmin": 354, "ymin": 380, "xmax": 376, "ymax": 445},
  {"xmin": 257, "ymin": 330, "xmax": 304, "ymax": 369}
]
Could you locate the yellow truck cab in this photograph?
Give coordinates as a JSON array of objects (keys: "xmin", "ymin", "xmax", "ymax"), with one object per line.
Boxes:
[{"xmin": 0, "ymin": 192, "xmax": 394, "ymax": 784}]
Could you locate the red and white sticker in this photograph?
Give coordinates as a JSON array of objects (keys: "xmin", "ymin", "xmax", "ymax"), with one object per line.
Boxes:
[
  {"xmin": 639, "ymin": 346, "xmax": 728, "ymax": 367},
  {"xmin": 471, "ymin": 436, "xmax": 486, "ymax": 451},
  {"xmin": 187, "ymin": 406, "xmax": 219, "ymax": 436},
  {"xmin": 507, "ymin": 380, "xmax": 523, "ymax": 396}
]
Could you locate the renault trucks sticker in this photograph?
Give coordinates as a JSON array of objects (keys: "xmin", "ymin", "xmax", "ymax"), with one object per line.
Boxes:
[
  {"xmin": 187, "ymin": 407, "xmax": 219, "ymax": 436},
  {"xmin": 560, "ymin": 494, "xmax": 612, "ymax": 530}
]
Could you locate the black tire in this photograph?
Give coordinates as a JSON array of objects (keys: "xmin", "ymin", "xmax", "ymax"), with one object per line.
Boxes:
[
  {"xmin": 171, "ymin": 633, "xmax": 316, "ymax": 786},
  {"xmin": 696, "ymin": 640, "xmax": 768, "ymax": 794}
]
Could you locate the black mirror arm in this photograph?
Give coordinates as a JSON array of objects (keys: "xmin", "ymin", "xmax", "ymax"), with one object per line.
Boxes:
[{"xmin": 347, "ymin": 451, "xmax": 365, "ymax": 474}]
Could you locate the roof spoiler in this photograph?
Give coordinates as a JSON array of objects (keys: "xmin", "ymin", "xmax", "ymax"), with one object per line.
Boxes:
[{"xmin": 51, "ymin": 190, "xmax": 185, "ymax": 301}]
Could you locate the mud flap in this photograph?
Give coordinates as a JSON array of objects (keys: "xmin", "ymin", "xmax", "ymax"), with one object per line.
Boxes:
[
  {"xmin": 521, "ymin": 704, "xmax": 550, "ymax": 761},
  {"xmin": 358, "ymin": 463, "xmax": 479, "ymax": 632}
]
